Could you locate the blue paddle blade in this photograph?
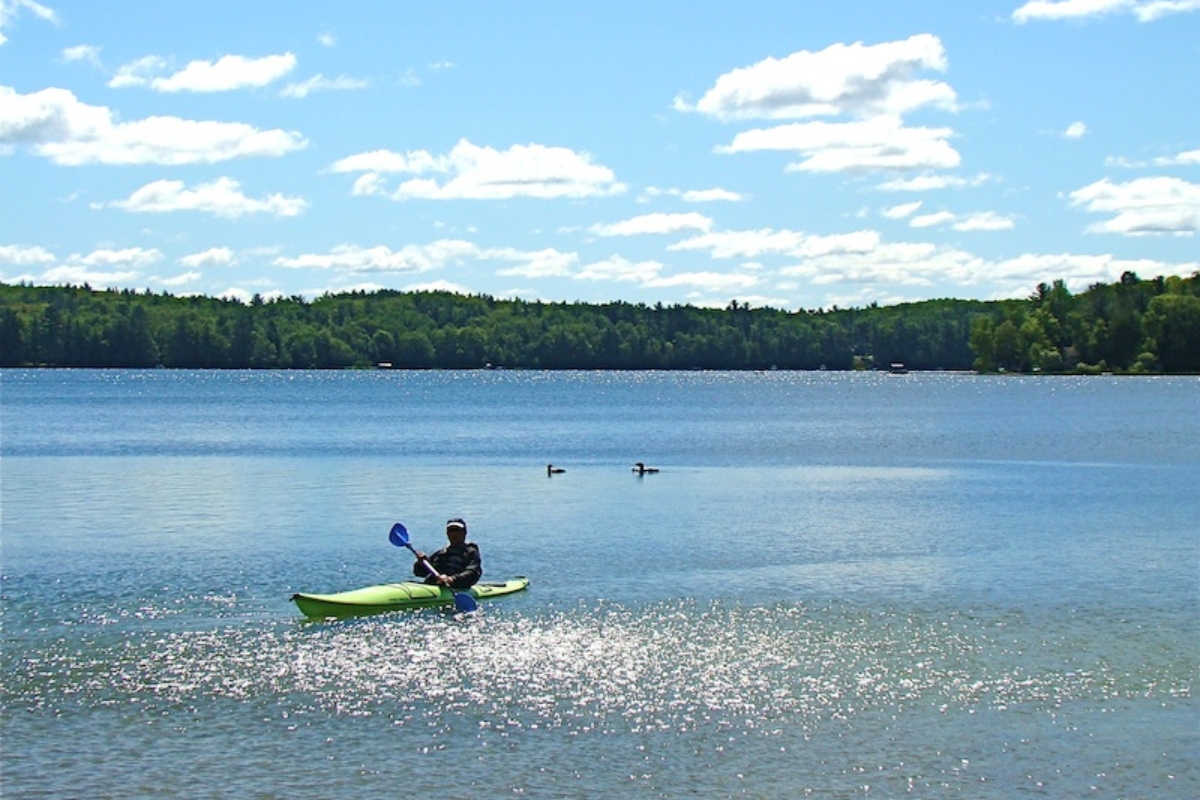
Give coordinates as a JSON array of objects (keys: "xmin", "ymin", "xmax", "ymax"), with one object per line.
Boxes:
[
  {"xmin": 453, "ymin": 592, "xmax": 479, "ymax": 613},
  {"xmin": 388, "ymin": 522, "xmax": 409, "ymax": 548}
]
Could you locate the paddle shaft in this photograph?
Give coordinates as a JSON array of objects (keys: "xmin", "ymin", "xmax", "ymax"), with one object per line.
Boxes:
[
  {"xmin": 407, "ymin": 544, "xmax": 472, "ymax": 592},
  {"xmin": 408, "ymin": 543, "xmax": 448, "ymax": 583}
]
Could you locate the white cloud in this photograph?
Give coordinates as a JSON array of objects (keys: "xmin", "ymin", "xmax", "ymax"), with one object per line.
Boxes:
[
  {"xmin": 281, "ymin": 74, "xmax": 368, "ymax": 99},
  {"xmin": 671, "ymin": 228, "xmax": 881, "ymax": 259},
  {"xmin": 274, "ymin": 241, "xmax": 478, "ymax": 274},
  {"xmin": 911, "ymin": 210, "xmax": 1015, "ymax": 231},
  {"xmin": 70, "ymin": 247, "xmax": 163, "ymax": 269},
  {"xmin": 1152, "ymin": 146, "xmax": 1200, "ymax": 165},
  {"xmin": 796, "ymin": 230, "xmax": 883, "ymax": 257},
  {"xmin": 678, "ymin": 34, "xmax": 955, "ymax": 121},
  {"xmin": 275, "ymin": 240, "xmax": 579, "ymax": 281},
  {"xmin": 671, "ymin": 228, "xmax": 807, "ymax": 259},
  {"xmin": 771, "ymin": 239, "xmax": 1198, "ymax": 300},
  {"xmin": 113, "ymin": 53, "xmax": 298, "ymax": 92},
  {"xmin": 1013, "ymin": 0, "xmax": 1200, "ymax": 22},
  {"xmin": 215, "ymin": 286, "xmax": 253, "ymax": 303},
  {"xmin": 1135, "ymin": 0, "xmax": 1200, "ymax": 20},
  {"xmin": 109, "ymin": 56, "xmax": 168, "ymax": 88},
  {"xmin": 1106, "ymin": 148, "xmax": 1200, "ymax": 168},
  {"xmin": 351, "ymin": 173, "xmax": 388, "ymax": 196},
  {"xmin": 0, "ymin": 0, "xmax": 57, "ymax": 46},
  {"xmin": 911, "ymin": 211, "xmax": 957, "ymax": 228},
  {"xmin": 62, "ymin": 44, "xmax": 101, "ymax": 66},
  {"xmin": 667, "ymin": 227, "xmax": 1168, "ymax": 299},
  {"xmin": 1064, "ymin": 121, "xmax": 1088, "ymax": 139},
  {"xmin": 1164, "ymin": 148, "xmax": 1200, "ymax": 165},
  {"xmin": 180, "ymin": 247, "xmax": 235, "ymax": 268},
  {"xmin": 161, "ymin": 270, "xmax": 201, "ymax": 287},
  {"xmin": 984, "ymin": 253, "xmax": 1198, "ymax": 291},
  {"xmin": 329, "ymin": 148, "xmax": 442, "ymax": 174},
  {"xmin": 396, "ymin": 140, "xmax": 625, "ymax": 200},
  {"xmin": 1070, "ymin": 176, "xmax": 1200, "ymax": 235},
  {"xmin": 591, "ymin": 212, "xmax": 714, "ymax": 237},
  {"xmin": 41, "ymin": 265, "xmax": 142, "ymax": 286},
  {"xmin": 333, "ymin": 139, "xmax": 625, "ymax": 200},
  {"xmin": 400, "ymin": 279, "xmax": 473, "ymax": 295},
  {"xmin": 652, "ymin": 227, "xmax": 1194, "ymax": 302},
  {"xmin": 875, "ymin": 173, "xmax": 992, "ymax": 191},
  {"xmin": 0, "ymin": 85, "xmax": 307, "ymax": 165},
  {"xmin": 713, "ymin": 291, "xmax": 795, "ymax": 309},
  {"xmin": 1014, "ymin": 0, "xmax": 1134, "ymax": 22},
  {"xmin": 227, "ymin": 227, "xmax": 1200, "ymax": 310},
  {"xmin": 35, "ymin": 246, "xmax": 161, "ymax": 287},
  {"xmin": 643, "ymin": 270, "xmax": 759, "ymax": 293},
  {"xmin": 718, "ymin": 116, "xmax": 961, "ymax": 173},
  {"xmin": 318, "ymin": 33, "xmax": 336, "ymax": 47},
  {"xmin": 953, "ymin": 211, "xmax": 1017, "ymax": 231},
  {"xmin": 779, "ymin": 240, "xmax": 976, "ymax": 286},
  {"xmin": 680, "ymin": 188, "xmax": 745, "ymax": 203},
  {"xmin": 103, "ymin": 177, "xmax": 308, "ymax": 218},
  {"xmin": 0, "ymin": 243, "xmax": 55, "ymax": 265},
  {"xmin": 575, "ymin": 255, "xmax": 664, "ymax": 283},
  {"xmin": 491, "ymin": 247, "xmax": 578, "ymax": 278},
  {"xmin": 639, "ymin": 186, "xmax": 745, "ymax": 203},
  {"xmin": 883, "ymin": 201, "xmax": 923, "ymax": 219}
]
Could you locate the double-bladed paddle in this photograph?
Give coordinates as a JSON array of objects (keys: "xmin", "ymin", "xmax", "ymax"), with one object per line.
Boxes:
[{"xmin": 389, "ymin": 522, "xmax": 479, "ymax": 613}]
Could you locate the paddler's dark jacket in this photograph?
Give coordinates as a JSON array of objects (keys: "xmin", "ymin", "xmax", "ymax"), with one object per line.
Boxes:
[{"xmin": 414, "ymin": 541, "xmax": 482, "ymax": 589}]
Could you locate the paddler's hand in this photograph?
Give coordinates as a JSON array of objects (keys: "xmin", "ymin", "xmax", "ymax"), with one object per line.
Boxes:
[{"xmin": 436, "ymin": 574, "xmax": 454, "ymax": 587}]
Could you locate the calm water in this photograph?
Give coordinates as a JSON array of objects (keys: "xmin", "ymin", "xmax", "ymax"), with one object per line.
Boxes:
[{"xmin": 2, "ymin": 369, "xmax": 1197, "ymax": 798}]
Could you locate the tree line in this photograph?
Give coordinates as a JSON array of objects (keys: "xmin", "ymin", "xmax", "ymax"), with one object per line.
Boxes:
[{"xmin": 1, "ymin": 271, "xmax": 1197, "ymax": 373}]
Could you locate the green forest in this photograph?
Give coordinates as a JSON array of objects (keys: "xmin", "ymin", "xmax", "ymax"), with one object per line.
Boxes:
[{"xmin": 1, "ymin": 271, "xmax": 1198, "ymax": 373}]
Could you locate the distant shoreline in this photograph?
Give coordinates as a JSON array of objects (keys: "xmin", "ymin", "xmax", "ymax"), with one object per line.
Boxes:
[
  {"xmin": 3, "ymin": 364, "xmax": 1191, "ymax": 376},
  {"xmin": 2, "ymin": 273, "xmax": 1197, "ymax": 374}
]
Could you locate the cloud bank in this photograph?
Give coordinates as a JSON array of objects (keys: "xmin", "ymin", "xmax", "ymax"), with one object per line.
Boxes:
[
  {"xmin": 0, "ymin": 85, "xmax": 306, "ymax": 165},
  {"xmin": 331, "ymin": 139, "xmax": 626, "ymax": 200}
]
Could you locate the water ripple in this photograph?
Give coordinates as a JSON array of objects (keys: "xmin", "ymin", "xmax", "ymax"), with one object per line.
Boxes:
[{"xmin": 7, "ymin": 601, "xmax": 1191, "ymax": 739}]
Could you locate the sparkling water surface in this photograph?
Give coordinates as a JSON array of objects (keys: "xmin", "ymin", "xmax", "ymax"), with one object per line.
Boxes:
[{"xmin": 2, "ymin": 369, "xmax": 1196, "ymax": 798}]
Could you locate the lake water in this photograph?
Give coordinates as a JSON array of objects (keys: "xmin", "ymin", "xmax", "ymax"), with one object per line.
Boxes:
[{"xmin": 2, "ymin": 369, "xmax": 1196, "ymax": 798}]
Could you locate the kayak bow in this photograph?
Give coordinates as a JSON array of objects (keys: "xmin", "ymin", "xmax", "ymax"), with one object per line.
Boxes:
[{"xmin": 291, "ymin": 576, "xmax": 529, "ymax": 619}]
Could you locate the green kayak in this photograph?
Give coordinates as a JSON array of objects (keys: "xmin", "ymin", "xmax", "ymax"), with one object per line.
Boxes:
[{"xmin": 292, "ymin": 576, "xmax": 529, "ymax": 619}]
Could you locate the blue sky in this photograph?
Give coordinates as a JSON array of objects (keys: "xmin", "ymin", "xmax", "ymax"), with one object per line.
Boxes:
[{"xmin": 2, "ymin": 0, "xmax": 1197, "ymax": 311}]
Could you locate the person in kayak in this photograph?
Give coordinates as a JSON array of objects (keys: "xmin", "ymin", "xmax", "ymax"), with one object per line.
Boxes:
[{"xmin": 412, "ymin": 517, "xmax": 482, "ymax": 589}]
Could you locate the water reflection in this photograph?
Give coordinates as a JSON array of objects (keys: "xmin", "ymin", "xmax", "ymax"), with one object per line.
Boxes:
[{"xmin": 8, "ymin": 601, "xmax": 1190, "ymax": 729}]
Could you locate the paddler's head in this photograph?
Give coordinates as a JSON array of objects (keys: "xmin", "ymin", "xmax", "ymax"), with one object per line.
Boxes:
[{"xmin": 446, "ymin": 517, "xmax": 467, "ymax": 544}]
